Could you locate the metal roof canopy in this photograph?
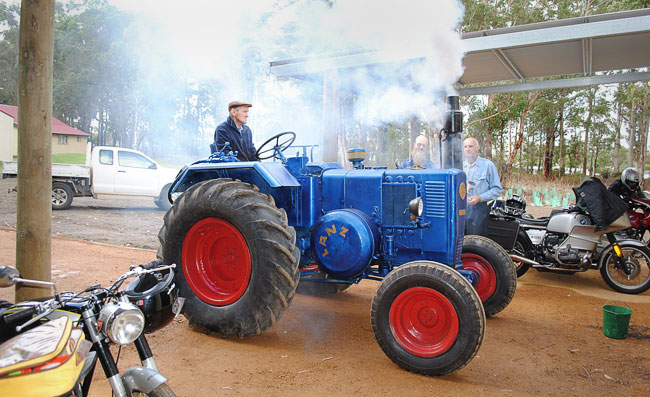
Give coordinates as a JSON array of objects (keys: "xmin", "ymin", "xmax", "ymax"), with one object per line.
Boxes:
[{"xmin": 269, "ymin": 9, "xmax": 650, "ymax": 96}]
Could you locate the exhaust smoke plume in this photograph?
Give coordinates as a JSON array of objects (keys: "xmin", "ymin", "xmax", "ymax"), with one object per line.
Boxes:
[{"xmin": 107, "ymin": 0, "xmax": 466, "ymax": 162}]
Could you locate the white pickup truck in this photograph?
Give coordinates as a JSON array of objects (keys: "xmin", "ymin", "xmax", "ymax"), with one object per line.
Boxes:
[{"xmin": 2, "ymin": 146, "xmax": 178, "ymax": 210}]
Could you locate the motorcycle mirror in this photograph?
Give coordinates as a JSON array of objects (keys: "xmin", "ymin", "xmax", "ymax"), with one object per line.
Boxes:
[{"xmin": 0, "ymin": 266, "xmax": 20, "ymax": 287}]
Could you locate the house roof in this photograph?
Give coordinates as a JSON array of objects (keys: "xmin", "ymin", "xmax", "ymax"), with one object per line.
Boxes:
[{"xmin": 0, "ymin": 104, "xmax": 90, "ymax": 136}]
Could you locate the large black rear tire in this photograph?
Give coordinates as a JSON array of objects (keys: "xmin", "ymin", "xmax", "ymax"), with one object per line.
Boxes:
[
  {"xmin": 371, "ymin": 261, "xmax": 485, "ymax": 376},
  {"xmin": 158, "ymin": 179, "xmax": 299, "ymax": 337},
  {"xmin": 462, "ymin": 235, "xmax": 517, "ymax": 317}
]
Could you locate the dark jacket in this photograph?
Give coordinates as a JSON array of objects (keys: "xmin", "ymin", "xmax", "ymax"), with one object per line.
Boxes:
[
  {"xmin": 574, "ymin": 177, "xmax": 628, "ymax": 231},
  {"xmin": 214, "ymin": 116, "xmax": 258, "ymax": 161},
  {"xmin": 608, "ymin": 179, "xmax": 643, "ymax": 202}
]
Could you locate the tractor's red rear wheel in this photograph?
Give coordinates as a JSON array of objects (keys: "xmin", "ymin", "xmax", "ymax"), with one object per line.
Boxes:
[
  {"xmin": 158, "ymin": 178, "xmax": 299, "ymax": 338},
  {"xmin": 462, "ymin": 235, "xmax": 517, "ymax": 317}
]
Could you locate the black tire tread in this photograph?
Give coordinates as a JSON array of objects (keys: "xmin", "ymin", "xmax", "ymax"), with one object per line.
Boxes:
[
  {"xmin": 371, "ymin": 261, "xmax": 485, "ymax": 376},
  {"xmin": 463, "ymin": 235, "xmax": 517, "ymax": 317},
  {"xmin": 600, "ymin": 244, "xmax": 650, "ymax": 294},
  {"xmin": 158, "ymin": 178, "xmax": 299, "ymax": 337}
]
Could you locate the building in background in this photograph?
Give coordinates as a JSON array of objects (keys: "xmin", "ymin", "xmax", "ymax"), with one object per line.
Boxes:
[{"xmin": 0, "ymin": 104, "xmax": 90, "ymax": 161}]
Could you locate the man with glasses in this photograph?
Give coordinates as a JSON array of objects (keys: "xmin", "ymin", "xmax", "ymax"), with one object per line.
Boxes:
[
  {"xmin": 214, "ymin": 100, "xmax": 258, "ymax": 161},
  {"xmin": 399, "ymin": 135, "xmax": 436, "ymax": 169},
  {"xmin": 463, "ymin": 137, "xmax": 502, "ymax": 236}
]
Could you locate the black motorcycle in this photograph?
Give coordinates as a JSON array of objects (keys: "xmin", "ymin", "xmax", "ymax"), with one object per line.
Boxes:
[{"xmin": 0, "ymin": 260, "xmax": 177, "ymax": 396}]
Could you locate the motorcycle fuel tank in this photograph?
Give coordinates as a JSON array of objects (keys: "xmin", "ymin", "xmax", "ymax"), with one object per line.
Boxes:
[
  {"xmin": 546, "ymin": 213, "xmax": 591, "ymax": 234},
  {"xmin": 311, "ymin": 209, "xmax": 380, "ymax": 279}
]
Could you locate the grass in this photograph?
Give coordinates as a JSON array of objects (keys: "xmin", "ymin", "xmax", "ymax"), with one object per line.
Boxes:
[{"xmin": 52, "ymin": 153, "xmax": 85, "ymax": 164}]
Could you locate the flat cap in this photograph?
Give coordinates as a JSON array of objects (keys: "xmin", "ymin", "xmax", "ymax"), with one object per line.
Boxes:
[{"xmin": 228, "ymin": 100, "xmax": 252, "ymax": 111}]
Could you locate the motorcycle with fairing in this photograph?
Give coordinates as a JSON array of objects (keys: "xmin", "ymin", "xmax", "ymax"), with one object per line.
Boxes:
[
  {"xmin": 0, "ymin": 259, "xmax": 177, "ymax": 396},
  {"xmin": 488, "ymin": 192, "xmax": 650, "ymax": 294}
]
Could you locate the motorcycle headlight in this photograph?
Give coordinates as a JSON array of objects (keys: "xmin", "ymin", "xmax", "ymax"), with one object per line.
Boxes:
[
  {"xmin": 98, "ymin": 301, "xmax": 145, "ymax": 345},
  {"xmin": 409, "ymin": 197, "xmax": 424, "ymax": 219}
]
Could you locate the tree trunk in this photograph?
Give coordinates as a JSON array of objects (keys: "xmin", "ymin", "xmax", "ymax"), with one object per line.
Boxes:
[
  {"xmin": 629, "ymin": 100, "xmax": 636, "ymax": 168},
  {"xmin": 558, "ymin": 106, "xmax": 565, "ymax": 178},
  {"xmin": 614, "ymin": 100, "xmax": 622, "ymax": 174},
  {"xmin": 503, "ymin": 92, "xmax": 538, "ymax": 182},
  {"xmin": 16, "ymin": 0, "xmax": 55, "ymax": 302},
  {"xmin": 582, "ymin": 90, "xmax": 594, "ymax": 177},
  {"xmin": 635, "ymin": 96, "xmax": 648, "ymax": 179},
  {"xmin": 410, "ymin": 116, "xmax": 420, "ymax": 148},
  {"xmin": 322, "ymin": 69, "xmax": 341, "ymax": 163}
]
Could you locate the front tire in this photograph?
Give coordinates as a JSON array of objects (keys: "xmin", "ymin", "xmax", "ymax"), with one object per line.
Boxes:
[
  {"xmin": 52, "ymin": 182, "xmax": 73, "ymax": 210},
  {"xmin": 158, "ymin": 179, "xmax": 300, "ymax": 337},
  {"xmin": 600, "ymin": 244, "xmax": 650, "ymax": 294},
  {"xmin": 133, "ymin": 383, "xmax": 176, "ymax": 397},
  {"xmin": 462, "ymin": 235, "xmax": 517, "ymax": 317},
  {"xmin": 371, "ymin": 261, "xmax": 485, "ymax": 376}
]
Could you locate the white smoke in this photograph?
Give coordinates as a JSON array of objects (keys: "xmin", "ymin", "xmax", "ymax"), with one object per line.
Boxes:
[{"xmin": 107, "ymin": 0, "xmax": 466, "ymax": 157}]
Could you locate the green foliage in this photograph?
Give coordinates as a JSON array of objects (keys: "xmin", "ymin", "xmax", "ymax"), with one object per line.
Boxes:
[{"xmin": 52, "ymin": 153, "xmax": 86, "ymax": 164}]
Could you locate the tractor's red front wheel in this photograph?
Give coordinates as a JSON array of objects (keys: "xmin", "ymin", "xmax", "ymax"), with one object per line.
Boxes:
[{"xmin": 371, "ymin": 261, "xmax": 485, "ymax": 376}]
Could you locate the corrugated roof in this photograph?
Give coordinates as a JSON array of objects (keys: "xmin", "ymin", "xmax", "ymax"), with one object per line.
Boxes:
[
  {"xmin": 269, "ymin": 8, "xmax": 650, "ymax": 95},
  {"xmin": 0, "ymin": 104, "xmax": 90, "ymax": 136}
]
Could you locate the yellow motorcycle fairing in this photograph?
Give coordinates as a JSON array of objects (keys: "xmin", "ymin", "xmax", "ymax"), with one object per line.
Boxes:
[{"xmin": 0, "ymin": 316, "xmax": 92, "ymax": 397}]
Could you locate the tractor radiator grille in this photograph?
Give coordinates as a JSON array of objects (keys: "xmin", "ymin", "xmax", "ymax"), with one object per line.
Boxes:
[
  {"xmin": 382, "ymin": 183, "xmax": 416, "ymax": 226},
  {"xmin": 424, "ymin": 181, "xmax": 446, "ymax": 218}
]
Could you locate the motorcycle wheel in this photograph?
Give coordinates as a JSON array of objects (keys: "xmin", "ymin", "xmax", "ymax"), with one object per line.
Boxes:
[
  {"xmin": 512, "ymin": 230, "xmax": 532, "ymax": 277},
  {"xmin": 371, "ymin": 261, "xmax": 485, "ymax": 376},
  {"xmin": 462, "ymin": 235, "xmax": 517, "ymax": 317},
  {"xmin": 600, "ymin": 244, "xmax": 650, "ymax": 294},
  {"xmin": 133, "ymin": 383, "xmax": 176, "ymax": 397}
]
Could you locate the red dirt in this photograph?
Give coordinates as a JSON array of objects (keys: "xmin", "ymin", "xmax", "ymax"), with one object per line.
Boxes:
[{"xmin": 1, "ymin": 229, "xmax": 649, "ymax": 396}]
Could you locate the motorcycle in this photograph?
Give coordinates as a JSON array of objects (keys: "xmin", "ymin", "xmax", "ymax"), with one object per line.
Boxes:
[
  {"xmin": 0, "ymin": 259, "xmax": 177, "ymax": 396},
  {"xmin": 488, "ymin": 195, "xmax": 650, "ymax": 294}
]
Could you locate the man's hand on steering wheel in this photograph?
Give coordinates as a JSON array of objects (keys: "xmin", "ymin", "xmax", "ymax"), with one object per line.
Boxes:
[{"xmin": 255, "ymin": 131, "xmax": 296, "ymax": 160}]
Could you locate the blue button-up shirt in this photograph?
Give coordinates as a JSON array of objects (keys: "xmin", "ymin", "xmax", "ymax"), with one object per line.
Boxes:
[{"xmin": 463, "ymin": 156, "xmax": 503, "ymax": 202}]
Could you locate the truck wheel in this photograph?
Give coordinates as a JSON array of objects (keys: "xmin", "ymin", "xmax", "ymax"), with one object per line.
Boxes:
[
  {"xmin": 155, "ymin": 184, "xmax": 172, "ymax": 211},
  {"xmin": 158, "ymin": 178, "xmax": 300, "ymax": 337},
  {"xmin": 371, "ymin": 261, "xmax": 485, "ymax": 376},
  {"xmin": 296, "ymin": 264, "xmax": 352, "ymax": 296},
  {"xmin": 52, "ymin": 182, "xmax": 73, "ymax": 210},
  {"xmin": 462, "ymin": 235, "xmax": 516, "ymax": 317}
]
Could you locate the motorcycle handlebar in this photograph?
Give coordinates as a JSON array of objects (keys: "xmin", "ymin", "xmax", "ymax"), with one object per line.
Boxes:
[{"xmin": 1, "ymin": 306, "xmax": 38, "ymax": 329}]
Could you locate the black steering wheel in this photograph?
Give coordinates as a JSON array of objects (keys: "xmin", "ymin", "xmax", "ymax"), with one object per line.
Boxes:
[{"xmin": 255, "ymin": 131, "xmax": 296, "ymax": 160}]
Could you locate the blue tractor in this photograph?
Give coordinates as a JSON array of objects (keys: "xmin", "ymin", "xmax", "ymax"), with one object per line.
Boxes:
[{"xmin": 158, "ymin": 102, "xmax": 516, "ymax": 376}]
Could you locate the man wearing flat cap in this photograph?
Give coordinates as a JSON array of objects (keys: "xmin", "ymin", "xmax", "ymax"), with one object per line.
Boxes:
[{"xmin": 214, "ymin": 100, "xmax": 258, "ymax": 161}]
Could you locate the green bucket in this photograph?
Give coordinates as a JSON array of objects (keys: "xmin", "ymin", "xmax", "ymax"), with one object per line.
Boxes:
[{"xmin": 602, "ymin": 302, "xmax": 633, "ymax": 339}]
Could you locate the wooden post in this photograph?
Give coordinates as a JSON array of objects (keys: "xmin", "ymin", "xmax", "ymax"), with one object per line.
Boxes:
[
  {"xmin": 16, "ymin": 0, "xmax": 55, "ymax": 302},
  {"xmin": 322, "ymin": 69, "xmax": 340, "ymax": 163}
]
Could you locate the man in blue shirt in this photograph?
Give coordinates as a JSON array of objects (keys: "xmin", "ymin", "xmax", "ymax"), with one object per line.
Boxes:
[
  {"xmin": 399, "ymin": 135, "xmax": 436, "ymax": 169},
  {"xmin": 214, "ymin": 100, "xmax": 258, "ymax": 161},
  {"xmin": 463, "ymin": 137, "xmax": 502, "ymax": 236}
]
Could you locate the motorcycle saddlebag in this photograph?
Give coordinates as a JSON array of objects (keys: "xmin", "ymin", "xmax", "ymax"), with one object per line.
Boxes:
[{"xmin": 487, "ymin": 217, "xmax": 520, "ymax": 251}]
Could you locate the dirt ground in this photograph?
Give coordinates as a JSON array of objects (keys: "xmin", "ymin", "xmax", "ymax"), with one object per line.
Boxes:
[{"xmin": 1, "ymin": 178, "xmax": 649, "ymax": 396}]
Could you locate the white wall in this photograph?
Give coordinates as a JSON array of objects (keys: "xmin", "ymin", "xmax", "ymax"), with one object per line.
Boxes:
[{"xmin": 0, "ymin": 112, "xmax": 16, "ymax": 161}]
